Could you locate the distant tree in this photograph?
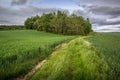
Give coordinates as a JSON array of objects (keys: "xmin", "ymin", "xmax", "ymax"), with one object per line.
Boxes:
[{"xmin": 24, "ymin": 11, "xmax": 93, "ymax": 35}]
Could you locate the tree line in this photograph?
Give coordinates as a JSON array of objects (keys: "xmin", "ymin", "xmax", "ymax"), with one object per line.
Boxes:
[
  {"xmin": 24, "ymin": 11, "xmax": 92, "ymax": 35},
  {"xmin": 0, "ymin": 25, "xmax": 24, "ymax": 30}
]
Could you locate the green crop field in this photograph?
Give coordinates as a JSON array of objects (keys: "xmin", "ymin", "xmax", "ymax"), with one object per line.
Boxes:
[
  {"xmin": 0, "ymin": 30, "xmax": 74, "ymax": 80},
  {"xmin": 31, "ymin": 32, "xmax": 120, "ymax": 80},
  {"xmin": 86, "ymin": 33, "xmax": 120, "ymax": 80}
]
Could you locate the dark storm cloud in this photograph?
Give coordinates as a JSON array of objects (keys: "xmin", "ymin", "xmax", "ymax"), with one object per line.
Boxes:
[{"xmin": 11, "ymin": 0, "xmax": 27, "ymax": 5}]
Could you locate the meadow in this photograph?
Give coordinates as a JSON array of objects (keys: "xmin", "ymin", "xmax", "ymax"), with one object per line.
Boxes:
[
  {"xmin": 0, "ymin": 30, "xmax": 74, "ymax": 80},
  {"xmin": 31, "ymin": 32, "xmax": 120, "ymax": 80}
]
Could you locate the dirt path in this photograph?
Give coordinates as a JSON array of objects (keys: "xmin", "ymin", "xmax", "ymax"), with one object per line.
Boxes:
[{"xmin": 14, "ymin": 43, "xmax": 67, "ymax": 80}]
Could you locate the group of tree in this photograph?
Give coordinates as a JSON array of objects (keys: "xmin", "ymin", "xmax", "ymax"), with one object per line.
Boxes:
[
  {"xmin": 0, "ymin": 25, "xmax": 24, "ymax": 30},
  {"xmin": 24, "ymin": 11, "xmax": 92, "ymax": 35}
]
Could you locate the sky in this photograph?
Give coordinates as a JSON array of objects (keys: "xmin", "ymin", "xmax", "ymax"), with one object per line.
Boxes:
[{"xmin": 0, "ymin": 0, "xmax": 120, "ymax": 32}]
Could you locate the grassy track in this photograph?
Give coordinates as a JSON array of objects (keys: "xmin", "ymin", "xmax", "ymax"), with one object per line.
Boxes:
[
  {"xmin": 0, "ymin": 30, "xmax": 74, "ymax": 80},
  {"xmin": 30, "ymin": 37, "xmax": 108, "ymax": 80},
  {"xmin": 31, "ymin": 33, "xmax": 120, "ymax": 80}
]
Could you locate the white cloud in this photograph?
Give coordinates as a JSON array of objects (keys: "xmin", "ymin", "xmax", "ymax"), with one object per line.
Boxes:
[
  {"xmin": 93, "ymin": 24, "xmax": 120, "ymax": 32},
  {"xmin": 106, "ymin": 17, "xmax": 120, "ymax": 23}
]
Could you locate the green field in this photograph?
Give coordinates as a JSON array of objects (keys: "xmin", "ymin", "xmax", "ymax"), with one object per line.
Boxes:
[
  {"xmin": 0, "ymin": 30, "xmax": 74, "ymax": 80},
  {"xmin": 0, "ymin": 30, "xmax": 120, "ymax": 80},
  {"xmin": 31, "ymin": 32, "xmax": 120, "ymax": 80},
  {"xmin": 87, "ymin": 33, "xmax": 120, "ymax": 80}
]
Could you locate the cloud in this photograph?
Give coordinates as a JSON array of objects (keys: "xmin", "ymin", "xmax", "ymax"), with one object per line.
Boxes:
[
  {"xmin": 72, "ymin": 9, "xmax": 85, "ymax": 16},
  {"xmin": 11, "ymin": 0, "xmax": 27, "ymax": 5},
  {"xmin": 0, "ymin": 6, "xmax": 28, "ymax": 25},
  {"xmin": 86, "ymin": 5, "xmax": 120, "ymax": 26},
  {"xmin": 0, "ymin": 20, "xmax": 11, "ymax": 24},
  {"xmin": 106, "ymin": 17, "xmax": 120, "ymax": 23},
  {"xmin": 0, "ymin": 5, "xmax": 70, "ymax": 25},
  {"xmin": 74, "ymin": 0, "xmax": 120, "ymax": 7},
  {"xmin": 94, "ymin": 24, "xmax": 120, "ymax": 32},
  {"xmin": 88, "ymin": 13, "xmax": 120, "ymax": 25},
  {"xmin": 87, "ymin": 6, "xmax": 120, "ymax": 17},
  {"xmin": 0, "ymin": 0, "xmax": 120, "ymax": 32},
  {"xmin": 75, "ymin": 0, "xmax": 120, "ymax": 32},
  {"xmin": 20, "ymin": 5, "xmax": 70, "ymax": 15}
]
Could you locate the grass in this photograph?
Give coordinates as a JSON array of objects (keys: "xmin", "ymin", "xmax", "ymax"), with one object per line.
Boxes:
[
  {"xmin": 30, "ymin": 32, "xmax": 120, "ymax": 80},
  {"xmin": 30, "ymin": 37, "xmax": 108, "ymax": 80},
  {"xmin": 86, "ymin": 32, "xmax": 120, "ymax": 80},
  {"xmin": 0, "ymin": 30, "xmax": 74, "ymax": 80}
]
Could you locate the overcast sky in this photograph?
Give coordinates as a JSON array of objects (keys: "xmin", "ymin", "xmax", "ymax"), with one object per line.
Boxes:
[{"xmin": 0, "ymin": 0, "xmax": 120, "ymax": 32}]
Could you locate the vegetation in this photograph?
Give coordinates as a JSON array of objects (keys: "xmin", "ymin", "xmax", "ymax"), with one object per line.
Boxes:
[
  {"xmin": 87, "ymin": 32, "xmax": 120, "ymax": 80},
  {"xmin": 0, "ymin": 30, "xmax": 74, "ymax": 80},
  {"xmin": 24, "ymin": 11, "xmax": 92, "ymax": 35},
  {"xmin": 1, "ymin": 10, "xmax": 119, "ymax": 80},
  {"xmin": 30, "ymin": 33, "xmax": 120, "ymax": 80},
  {"xmin": 0, "ymin": 25, "xmax": 24, "ymax": 30},
  {"xmin": 30, "ymin": 37, "xmax": 108, "ymax": 80}
]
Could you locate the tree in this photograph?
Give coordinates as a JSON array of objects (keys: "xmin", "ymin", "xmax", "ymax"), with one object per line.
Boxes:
[
  {"xmin": 24, "ymin": 15, "xmax": 40, "ymax": 29},
  {"xmin": 24, "ymin": 11, "xmax": 93, "ymax": 35}
]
